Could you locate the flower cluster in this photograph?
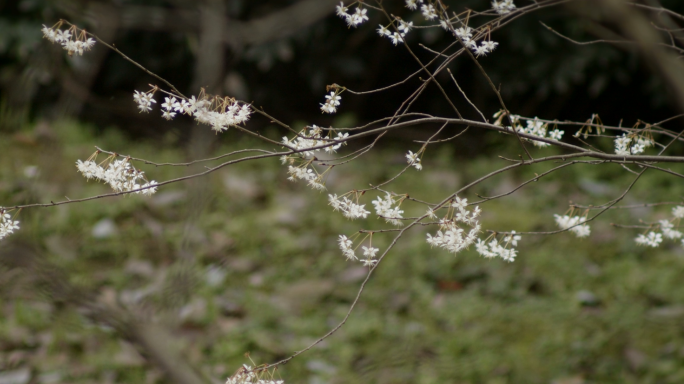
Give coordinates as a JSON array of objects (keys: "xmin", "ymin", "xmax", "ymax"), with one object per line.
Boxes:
[
  {"xmin": 329, "ymin": 194, "xmax": 370, "ymax": 219},
  {"xmin": 674, "ymin": 206, "xmax": 684, "ymax": 219},
  {"xmin": 377, "ymin": 19, "xmax": 414, "ymax": 45},
  {"xmin": 426, "ymin": 197, "xmax": 487, "ymax": 256},
  {"xmin": 453, "ymin": 26, "xmax": 500, "ymax": 57},
  {"xmin": 635, "ymin": 232, "xmax": 662, "ymax": 247},
  {"xmin": 372, "ymin": 193, "xmax": 405, "ymax": 226},
  {"xmin": 225, "ymin": 365, "xmax": 283, "ymax": 384},
  {"xmin": 281, "ymin": 125, "xmax": 349, "ymax": 157},
  {"xmin": 320, "ymin": 91, "xmax": 342, "ymax": 114},
  {"xmin": 0, "ymin": 209, "xmax": 20, "ymax": 241},
  {"xmin": 492, "ymin": 0, "xmax": 517, "ymax": 15},
  {"xmin": 336, "ymin": 3, "xmax": 369, "ymax": 28},
  {"xmin": 338, "ymin": 235, "xmax": 356, "ymax": 260},
  {"xmin": 475, "ymin": 237, "xmax": 517, "ymax": 262},
  {"xmin": 554, "ymin": 214, "xmax": 591, "ymax": 238},
  {"xmin": 286, "ymin": 165, "xmax": 326, "ymax": 190},
  {"xmin": 133, "ymin": 90, "xmax": 157, "ymax": 113},
  {"xmin": 494, "ymin": 112, "xmax": 564, "ymax": 147},
  {"xmin": 337, "ymin": 235, "xmax": 380, "ymax": 266},
  {"xmin": 76, "ymin": 156, "xmax": 158, "ymax": 196},
  {"xmin": 405, "ymin": 0, "xmax": 420, "ymax": 10},
  {"xmin": 614, "ymin": 133, "xmax": 654, "ymax": 156},
  {"xmin": 133, "ymin": 89, "xmax": 251, "ymax": 133},
  {"xmin": 406, "ymin": 150, "xmax": 423, "ymax": 170},
  {"xmin": 361, "ymin": 245, "xmax": 380, "ymax": 266},
  {"xmin": 42, "ymin": 23, "xmax": 96, "ymax": 56},
  {"xmin": 421, "ymin": 3, "xmax": 438, "ymax": 20},
  {"xmin": 634, "ymin": 206, "xmax": 684, "ymax": 248}
]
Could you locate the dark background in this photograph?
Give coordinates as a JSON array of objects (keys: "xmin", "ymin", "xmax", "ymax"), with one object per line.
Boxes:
[{"xmin": 2, "ymin": 0, "xmax": 683, "ymax": 149}]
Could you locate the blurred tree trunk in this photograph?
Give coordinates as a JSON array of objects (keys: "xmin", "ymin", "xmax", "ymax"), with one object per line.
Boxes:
[{"xmin": 182, "ymin": 0, "xmax": 227, "ymax": 256}]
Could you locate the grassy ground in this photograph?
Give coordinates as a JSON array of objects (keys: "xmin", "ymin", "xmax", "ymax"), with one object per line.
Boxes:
[{"xmin": 2, "ymin": 120, "xmax": 684, "ymax": 384}]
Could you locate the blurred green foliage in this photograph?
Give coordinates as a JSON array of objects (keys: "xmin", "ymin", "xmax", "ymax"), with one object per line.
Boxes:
[{"xmin": 2, "ymin": 119, "xmax": 684, "ymax": 383}]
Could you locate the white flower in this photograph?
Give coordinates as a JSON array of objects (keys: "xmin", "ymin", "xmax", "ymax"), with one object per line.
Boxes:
[
  {"xmin": 503, "ymin": 231, "xmax": 521, "ymax": 247},
  {"xmin": 406, "ymin": 150, "xmax": 422, "ymax": 170},
  {"xmin": 329, "ymin": 194, "xmax": 370, "ymax": 219},
  {"xmin": 42, "ymin": 25, "xmax": 57, "ymax": 42},
  {"xmin": 426, "ymin": 232, "xmax": 441, "ymax": 247},
  {"xmin": 473, "ymin": 44, "xmax": 490, "ymax": 57},
  {"xmin": 0, "ymin": 209, "xmax": 20, "ymax": 241},
  {"xmin": 377, "ymin": 25, "xmax": 391, "ymax": 37},
  {"xmin": 336, "ymin": 2, "xmax": 348, "ymax": 18},
  {"xmin": 673, "ymin": 206, "xmax": 684, "ymax": 219},
  {"xmin": 133, "ymin": 90, "xmax": 156, "ymax": 113},
  {"xmin": 549, "ymin": 129, "xmax": 564, "ymax": 140},
  {"xmin": 398, "ymin": 20, "xmax": 413, "ymax": 33},
  {"xmin": 475, "ymin": 239, "xmax": 494, "ymax": 258},
  {"xmin": 405, "ymin": 0, "xmax": 422, "ymax": 10},
  {"xmin": 659, "ymin": 220, "xmax": 682, "ymax": 239},
  {"xmin": 492, "ymin": 0, "xmax": 516, "ymax": 15},
  {"xmin": 139, "ymin": 181, "xmax": 158, "ymax": 196},
  {"xmin": 161, "ymin": 110, "xmax": 176, "ymax": 120},
  {"xmin": 76, "ymin": 159, "xmax": 103, "ymax": 180},
  {"xmin": 635, "ymin": 232, "xmax": 662, "ymax": 247},
  {"xmin": 481, "ymin": 40, "xmax": 499, "ymax": 53},
  {"xmin": 372, "ymin": 193, "xmax": 404, "ymax": 226},
  {"xmin": 421, "ymin": 4, "xmax": 438, "ymax": 20},
  {"xmin": 347, "ymin": 7, "xmax": 369, "ymax": 27},
  {"xmin": 338, "ymin": 235, "xmax": 357, "ymax": 260},
  {"xmin": 161, "ymin": 97, "xmax": 179, "ymax": 112},
  {"xmin": 362, "ymin": 246, "xmax": 379, "ymax": 258},
  {"xmin": 614, "ymin": 134, "xmax": 631, "ymax": 155},
  {"xmin": 320, "ymin": 92, "xmax": 341, "ymax": 114},
  {"xmin": 390, "ymin": 32, "xmax": 405, "ymax": 45},
  {"xmin": 452, "ymin": 197, "xmax": 468, "ymax": 211},
  {"xmin": 361, "ymin": 259, "xmax": 378, "ymax": 267},
  {"xmin": 76, "ymin": 155, "xmax": 157, "ymax": 196},
  {"xmin": 554, "ymin": 214, "xmax": 591, "ymax": 238},
  {"xmin": 454, "ymin": 27, "xmax": 473, "ymax": 41}
]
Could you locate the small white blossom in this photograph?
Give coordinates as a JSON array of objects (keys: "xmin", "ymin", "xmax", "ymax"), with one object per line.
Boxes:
[
  {"xmin": 338, "ymin": 235, "xmax": 357, "ymax": 260},
  {"xmin": 328, "ymin": 194, "xmax": 370, "ymax": 219},
  {"xmin": 406, "ymin": 150, "xmax": 422, "ymax": 170},
  {"xmin": 673, "ymin": 206, "xmax": 684, "ymax": 219},
  {"xmin": 492, "ymin": 0, "xmax": 516, "ymax": 15},
  {"xmin": 398, "ymin": 20, "xmax": 413, "ymax": 33},
  {"xmin": 405, "ymin": 0, "xmax": 422, "ymax": 10},
  {"xmin": 390, "ymin": 32, "xmax": 405, "ymax": 45},
  {"xmin": 421, "ymin": 4, "xmax": 438, "ymax": 20},
  {"xmin": 335, "ymin": 2, "xmax": 348, "ymax": 18},
  {"xmin": 614, "ymin": 134, "xmax": 654, "ymax": 156},
  {"xmin": 361, "ymin": 258, "xmax": 378, "ymax": 267},
  {"xmin": 133, "ymin": 90, "xmax": 156, "ymax": 113},
  {"xmin": 321, "ymin": 92, "xmax": 341, "ymax": 114},
  {"xmin": 554, "ymin": 214, "xmax": 591, "ymax": 238},
  {"xmin": 635, "ymin": 232, "xmax": 662, "ymax": 247},
  {"xmin": 336, "ymin": 3, "xmax": 369, "ymax": 28},
  {"xmin": 348, "ymin": 7, "xmax": 369, "ymax": 27},
  {"xmin": 0, "ymin": 210, "xmax": 20, "ymax": 241},
  {"xmin": 372, "ymin": 193, "xmax": 404, "ymax": 226},
  {"xmin": 474, "ymin": 238, "xmax": 517, "ymax": 262},
  {"xmin": 503, "ymin": 231, "xmax": 521, "ymax": 247},
  {"xmin": 41, "ymin": 24, "xmax": 96, "ymax": 56},
  {"xmin": 362, "ymin": 246, "xmax": 379, "ymax": 258},
  {"xmin": 75, "ymin": 155, "xmax": 157, "ymax": 196}
]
